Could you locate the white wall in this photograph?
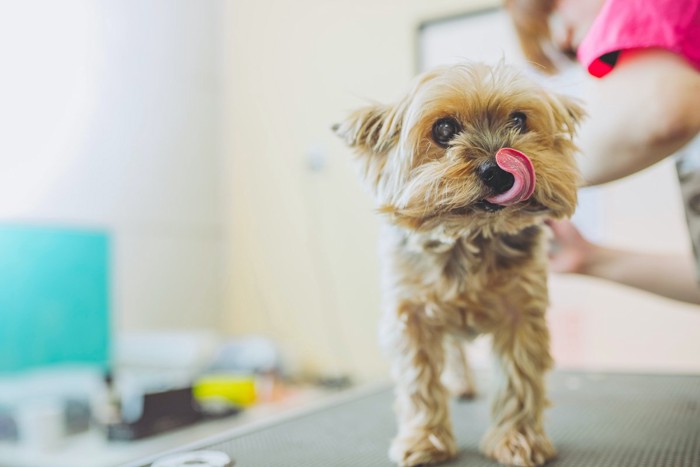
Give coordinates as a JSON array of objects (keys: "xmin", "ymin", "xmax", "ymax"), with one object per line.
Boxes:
[
  {"xmin": 7, "ymin": 0, "xmax": 688, "ymax": 381},
  {"xmin": 0, "ymin": 0, "xmax": 227, "ymax": 332}
]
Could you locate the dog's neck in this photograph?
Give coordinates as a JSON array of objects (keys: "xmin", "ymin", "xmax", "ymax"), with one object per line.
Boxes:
[
  {"xmin": 402, "ymin": 223, "xmax": 540, "ymax": 252},
  {"xmin": 396, "ymin": 223, "xmax": 544, "ymax": 276}
]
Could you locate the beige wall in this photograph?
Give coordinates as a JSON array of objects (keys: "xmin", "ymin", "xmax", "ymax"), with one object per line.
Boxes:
[
  {"xmin": 222, "ymin": 0, "xmax": 498, "ymax": 380},
  {"xmin": 221, "ymin": 0, "xmax": 700, "ymax": 381}
]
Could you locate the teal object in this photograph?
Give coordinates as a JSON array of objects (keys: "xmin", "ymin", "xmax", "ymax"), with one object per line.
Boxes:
[{"xmin": 0, "ymin": 224, "xmax": 110, "ymax": 374}]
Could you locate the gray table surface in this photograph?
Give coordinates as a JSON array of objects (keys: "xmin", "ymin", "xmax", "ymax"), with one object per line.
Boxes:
[{"xmin": 145, "ymin": 371, "xmax": 700, "ymax": 467}]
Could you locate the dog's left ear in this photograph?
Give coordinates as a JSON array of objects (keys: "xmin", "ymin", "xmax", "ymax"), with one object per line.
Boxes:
[
  {"xmin": 549, "ymin": 94, "xmax": 586, "ymax": 138},
  {"xmin": 332, "ymin": 103, "xmax": 403, "ymax": 155},
  {"xmin": 332, "ymin": 103, "xmax": 405, "ymax": 193}
]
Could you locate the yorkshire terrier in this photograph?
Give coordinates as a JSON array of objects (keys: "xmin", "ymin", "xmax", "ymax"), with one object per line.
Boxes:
[{"xmin": 334, "ymin": 62, "xmax": 583, "ymax": 466}]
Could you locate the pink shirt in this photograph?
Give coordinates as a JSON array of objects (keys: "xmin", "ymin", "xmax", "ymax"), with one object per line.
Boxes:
[{"xmin": 577, "ymin": 0, "xmax": 700, "ymax": 78}]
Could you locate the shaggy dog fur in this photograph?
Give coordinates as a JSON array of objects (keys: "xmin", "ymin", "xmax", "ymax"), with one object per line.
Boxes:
[{"xmin": 334, "ymin": 62, "xmax": 583, "ymax": 466}]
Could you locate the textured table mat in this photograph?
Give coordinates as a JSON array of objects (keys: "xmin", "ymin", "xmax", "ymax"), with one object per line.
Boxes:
[{"xmin": 148, "ymin": 372, "xmax": 700, "ymax": 467}]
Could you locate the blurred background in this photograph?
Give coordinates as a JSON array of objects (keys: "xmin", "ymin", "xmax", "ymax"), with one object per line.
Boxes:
[{"xmin": 1, "ymin": 1, "xmax": 699, "ymax": 466}]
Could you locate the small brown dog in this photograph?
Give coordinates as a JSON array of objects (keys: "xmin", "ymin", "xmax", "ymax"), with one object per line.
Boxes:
[{"xmin": 334, "ymin": 62, "xmax": 582, "ymax": 466}]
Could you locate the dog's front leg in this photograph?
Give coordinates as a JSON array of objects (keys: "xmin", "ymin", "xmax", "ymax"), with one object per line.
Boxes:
[
  {"xmin": 385, "ymin": 302, "xmax": 457, "ymax": 466},
  {"xmin": 480, "ymin": 288, "xmax": 556, "ymax": 467}
]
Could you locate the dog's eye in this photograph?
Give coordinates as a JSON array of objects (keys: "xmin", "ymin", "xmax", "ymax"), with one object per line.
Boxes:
[
  {"xmin": 432, "ymin": 118, "xmax": 461, "ymax": 147},
  {"xmin": 510, "ymin": 112, "xmax": 527, "ymax": 133}
]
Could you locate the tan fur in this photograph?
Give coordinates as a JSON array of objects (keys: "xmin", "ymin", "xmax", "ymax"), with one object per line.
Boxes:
[{"xmin": 335, "ymin": 62, "xmax": 582, "ymax": 466}]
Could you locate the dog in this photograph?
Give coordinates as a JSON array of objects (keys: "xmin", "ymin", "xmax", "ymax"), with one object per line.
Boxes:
[{"xmin": 333, "ymin": 62, "xmax": 583, "ymax": 466}]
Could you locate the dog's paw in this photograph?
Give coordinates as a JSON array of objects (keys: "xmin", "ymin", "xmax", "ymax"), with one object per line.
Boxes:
[
  {"xmin": 481, "ymin": 427, "xmax": 555, "ymax": 466},
  {"xmin": 389, "ymin": 428, "xmax": 457, "ymax": 466}
]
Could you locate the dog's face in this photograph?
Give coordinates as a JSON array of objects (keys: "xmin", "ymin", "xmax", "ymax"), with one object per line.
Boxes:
[{"xmin": 335, "ymin": 63, "xmax": 583, "ymax": 236}]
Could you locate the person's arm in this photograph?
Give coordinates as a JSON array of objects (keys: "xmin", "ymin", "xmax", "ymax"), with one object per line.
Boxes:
[
  {"xmin": 578, "ymin": 49, "xmax": 700, "ymax": 186},
  {"xmin": 548, "ymin": 219, "xmax": 700, "ymax": 305}
]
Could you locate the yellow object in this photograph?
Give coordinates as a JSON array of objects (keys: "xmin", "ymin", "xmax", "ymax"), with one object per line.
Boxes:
[{"xmin": 194, "ymin": 375, "xmax": 257, "ymax": 407}]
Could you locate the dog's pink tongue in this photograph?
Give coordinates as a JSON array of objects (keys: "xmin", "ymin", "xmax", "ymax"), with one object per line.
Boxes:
[{"xmin": 485, "ymin": 148, "xmax": 536, "ymax": 206}]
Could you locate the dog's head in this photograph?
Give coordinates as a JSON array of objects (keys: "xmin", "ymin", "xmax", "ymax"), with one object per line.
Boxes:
[{"xmin": 334, "ymin": 62, "xmax": 583, "ymax": 236}]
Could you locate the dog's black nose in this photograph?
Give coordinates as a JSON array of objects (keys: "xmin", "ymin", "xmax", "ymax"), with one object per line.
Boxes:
[{"xmin": 478, "ymin": 160, "xmax": 515, "ymax": 194}]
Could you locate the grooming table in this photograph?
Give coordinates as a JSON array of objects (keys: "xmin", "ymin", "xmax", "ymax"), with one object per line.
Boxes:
[{"xmin": 140, "ymin": 372, "xmax": 700, "ymax": 467}]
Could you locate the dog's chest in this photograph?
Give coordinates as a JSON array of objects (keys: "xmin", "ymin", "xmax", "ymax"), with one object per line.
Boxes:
[
  {"xmin": 425, "ymin": 238, "xmax": 501, "ymax": 298},
  {"xmin": 392, "ymin": 226, "xmax": 543, "ymax": 321}
]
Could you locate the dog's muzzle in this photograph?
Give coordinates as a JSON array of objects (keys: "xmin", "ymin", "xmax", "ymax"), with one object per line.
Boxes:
[
  {"xmin": 481, "ymin": 148, "xmax": 536, "ymax": 207},
  {"xmin": 475, "ymin": 161, "xmax": 513, "ymax": 212}
]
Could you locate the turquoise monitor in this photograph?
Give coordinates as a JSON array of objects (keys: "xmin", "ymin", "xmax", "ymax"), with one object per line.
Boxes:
[{"xmin": 0, "ymin": 224, "xmax": 110, "ymax": 374}]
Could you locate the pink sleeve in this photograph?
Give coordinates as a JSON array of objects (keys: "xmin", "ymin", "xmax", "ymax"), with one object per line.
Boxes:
[{"xmin": 577, "ymin": 0, "xmax": 700, "ymax": 78}]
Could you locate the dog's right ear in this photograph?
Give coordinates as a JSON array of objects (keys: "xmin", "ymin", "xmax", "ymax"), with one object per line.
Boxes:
[{"xmin": 332, "ymin": 103, "xmax": 403, "ymax": 155}]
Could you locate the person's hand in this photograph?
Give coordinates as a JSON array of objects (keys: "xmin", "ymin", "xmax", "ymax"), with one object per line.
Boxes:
[{"xmin": 546, "ymin": 219, "xmax": 594, "ymax": 274}]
